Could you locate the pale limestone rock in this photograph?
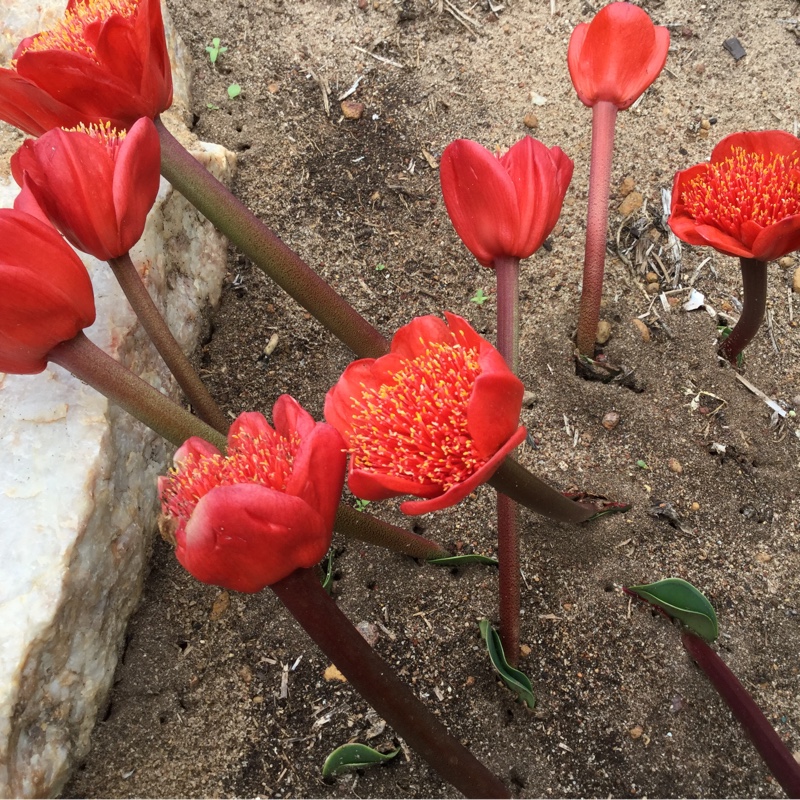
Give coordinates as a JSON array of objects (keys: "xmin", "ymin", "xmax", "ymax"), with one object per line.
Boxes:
[{"xmin": 0, "ymin": 2, "xmax": 235, "ymax": 796}]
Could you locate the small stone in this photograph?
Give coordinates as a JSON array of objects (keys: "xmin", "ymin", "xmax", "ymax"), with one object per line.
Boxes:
[
  {"xmin": 779, "ymin": 256, "xmax": 795, "ymax": 269},
  {"xmin": 522, "ymin": 390, "xmax": 535, "ymax": 408},
  {"xmin": 691, "ymin": 502, "xmax": 700, "ymax": 511},
  {"xmin": 239, "ymin": 665, "xmax": 253, "ymax": 685},
  {"xmin": 465, "ymin": 676, "xmax": 476, "ymax": 687},
  {"xmin": 523, "ymin": 112, "xmax": 539, "ymax": 129},
  {"xmin": 668, "ymin": 458, "xmax": 683, "ymax": 475},
  {"xmin": 645, "ymin": 281, "xmax": 660, "ymax": 295},
  {"xmin": 210, "ymin": 590, "xmax": 230, "ymax": 621},
  {"xmin": 618, "ymin": 176, "xmax": 636, "ymax": 197},
  {"xmin": 700, "ymin": 118, "xmax": 711, "ymax": 131},
  {"xmin": 267, "ymin": 82, "xmax": 281, "ymax": 94},
  {"xmin": 698, "ymin": 128, "xmax": 710, "ymax": 139},
  {"xmin": 793, "ymin": 267, "xmax": 800, "ymax": 294},
  {"xmin": 596, "ymin": 319, "xmax": 612, "ymax": 344},
  {"xmin": 602, "ymin": 411, "xmax": 620, "ymax": 430},
  {"xmin": 619, "ymin": 191, "xmax": 643, "ymax": 216},
  {"xmin": 630, "ymin": 725, "xmax": 644, "ymax": 739},
  {"xmin": 693, "ymin": 62, "xmax": 706, "ymax": 75},
  {"xmin": 631, "ymin": 318, "xmax": 651, "ymax": 341},
  {"xmin": 755, "ymin": 552, "xmax": 773, "ymax": 564},
  {"xmin": 645, "ymin": 271, "xmax": 659, "ymax": 283},
  {"xmin": 341, "ymin": 100, "xmax": 365, "ymax": 120},
  {"xmin": 324, "ymin": 664, "xmax": 347, "ymax": 682},
  {"xmin": 356, "ymin": 620, "xmax": 380, "ymax": 646},
  {"xmin": 520, "ymin": 644, "xmax": 532, "ymax": 657}
]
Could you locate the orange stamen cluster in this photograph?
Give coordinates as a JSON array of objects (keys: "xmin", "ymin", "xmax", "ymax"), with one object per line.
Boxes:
[
  {"xmin": 348, "ymin": 337, "xmax": 484, "ymax": 491},
  {"xmin": 681, "ymin": 147, "xmax": 800, "ymax": 236},
  {"xmin": 16, "ymin": 0, "xmax": 137, "ymax": 61},
  {"xmin": 161, "ymin": 427, "xmax": 301, "ymax": 523},
  {"xmin": 69, "ymin": 121, "xmax": 126, "ymax": 157}
]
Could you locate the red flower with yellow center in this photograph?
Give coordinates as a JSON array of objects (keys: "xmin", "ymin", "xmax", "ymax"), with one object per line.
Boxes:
[
  {"xmin": 325, "ymin": 312, "xmax": 526, "ymax": 516},
  {"xmin": 669, "ymin": 130, "xmax": 800, "ymax": 261},
  {"xmin": 0, "ymin": 0, "xmax": 173, "ymax": 136},
  {"xmin": 159, "ymin": 396, "xmax": 346, "ymax": 593}
]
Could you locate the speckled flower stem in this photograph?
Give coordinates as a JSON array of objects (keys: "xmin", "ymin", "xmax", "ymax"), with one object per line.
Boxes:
[
  {"xmin": 719, "ymin": 258, "xmax": 768, "ymax": 365},
  {"xmin": 494, "ymin": 255, "xmax": 521, "ymax": 664},
  {"xmin": 271, "ymin": 567, "xmax": 511, "ymax": 799},
  {"xmin": 155, "ymin": 117, "xmax": 390, "ymax": 360},
  {"xmin": 576, "ymin": 100, "xmax": 618, "ymax": 357},
  {"xmin": 48, "ymin": 331, "xmax": 228, "ymax": 452},
  {"xmin": 335, "ymin": 504, "xmax": 448, "ymax": 560},
  {"xmin": 681, "ymin": 631, "xmax": 800, "ymax": 798},
  {"xmin": 108, "ymin": 252, "xmax": 230, "ymax": 433}
]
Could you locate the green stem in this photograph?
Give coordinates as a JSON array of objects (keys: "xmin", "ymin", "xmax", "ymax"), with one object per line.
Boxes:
[
  {"xmin": 335, "ymin": 505, "xmax": 447, "ymax": 560},
  {"xmin": 155, "ymin": 117, "xmax": 390, "ymax": 360},
  {"xmin": 108, "ymin": 252, "xmax": 229, "ymax": 433},
  {"xmin": 271, "ymin": 568, "xmax": 510, "ymax": 799},
  {"xmin": 48, "ymin": 331, "xmax": 228, "ymax": 452},
  {"xmin": 576, "ymin": 100, "xmax": 618, "ymax": 357},
  {"xmin": 719, "ymin": 258, "xmax": 768, "ymax": 365},
  {"xmin": 682, "ymin": 631, "xmax": 800, "ymax": 798}
]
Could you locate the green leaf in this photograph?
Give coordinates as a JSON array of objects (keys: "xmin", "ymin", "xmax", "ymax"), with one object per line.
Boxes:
[
  {"xmin": 227, "ymin": 83, "xmax": 242, "ymax": 99},
  {"xmin": 320, "ymin": 550, "xmax": 334, "ymax": 594},
  {"xmin": 636, "ymin": 459, "xmax": 649, "ymax": 470},
  {"xmin": 322, "ymin": 743, "xmax": 400, "ymax": 778},
  {"xmin": 470, "ymin": 288, "xmax": 489, "ymax": 305},
  {"xmin": 428, "ymin": 554, "xmax": 499, "ymax": 567},
  {"xmin": 479, "ymin": 619, "xmax": 536, "ymax": 708},
  {"xmin": 354, "ymin": 498, "xmax": 371, "ymax": 512},
  {"xmin": 628, "ymin": 578, "xmax": 719, "ymax": 642}
]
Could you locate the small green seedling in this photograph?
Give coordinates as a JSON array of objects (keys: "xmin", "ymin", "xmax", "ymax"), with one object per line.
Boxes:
[
  {"xmin": 470, "ymin": 288, "xmax": 489, "ymax": 305},
  {"xmin": 635, "ymin": 459, "xmax": 650, "ymax": 470},
  {"xmin": 227, "ymin": 83, "xmax": 242, "ymax": 99},
  {"xmin": 354, "ymin": 498, "xmax": 371, "ymax": 512},
  {"xmin": 206, "ymin": 102, "xmax": 219, "ymax": 110},
  {"xmin": 375, "ymin": 263, "xmax": 387, "ymax": 272},
  {"xmin": 205, "ymin": 37, "xmax": 228, "ymax": 64}
]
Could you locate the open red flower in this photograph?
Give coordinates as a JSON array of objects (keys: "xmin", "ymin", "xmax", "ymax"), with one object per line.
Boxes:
[
  {"xmin": 568, "ymin": 2, "xmax": 669, "ymax": 111},
  {"xmin": 0, "ymin": 0, "xmax": 173, "ymax": 136},
  {"xmin": 324, "ymin": 312, "xmax": 526, "ymax": 516},
  {"xmin": 159, "ymin": 396, "xmax": 346, "ymax": 593},
  {"xmin": 0, "ymin": 209, "xmax": 96, "ymax": 375},
  {"xmin": 669, "ymin": 130, "xmax": 800, "ymax": 261},
  {"xmin": 439, "ymin": 136, "xmax": 573, "ymax": 268},
  {"xmin": 12, "ymin": 117, "xmax": 161, "ymax": 260}
]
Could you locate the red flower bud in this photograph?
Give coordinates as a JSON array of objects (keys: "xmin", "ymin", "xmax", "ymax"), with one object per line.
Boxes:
[
  {"xmin": 669, "ymin": 130, "xmax": 800, "ymax": 262},
  {"xmin": 0, "ymin": 0, "xmax": 173, "ymax": 136},
  {"xmin": 324, "ymin": 312, "xmax": 526, "ymax": 515},
  {"xmin": 439, "ymin": 137, "xmax": 573, "ymax": 268},
  {"xmin": 12, "ymin": 117, "xmax": 161, "ymax": 260},
  {"xmin": 159, "ymin": 396, "xmax": 346, "ymax": 593},
  {"xmin": 568, "ymin": 2, "xmax": 669, "ymax": 111},
  {"xmin": 0, "ymin": 209, "xmax": 95, "ymax": 374}
]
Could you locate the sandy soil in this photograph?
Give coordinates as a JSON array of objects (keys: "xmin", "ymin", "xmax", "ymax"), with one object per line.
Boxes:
[{"xmin": 65, "ymin": 0, "xmax": 800, "ymax": 797}]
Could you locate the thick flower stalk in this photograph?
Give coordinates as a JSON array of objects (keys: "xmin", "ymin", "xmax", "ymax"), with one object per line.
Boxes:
[
  {"xmin": 669, "ymin": 130, "xmax": 800, "ymax": 363},
  {"xmin": 0, "ymin": 209, "xmax": 95, "ymax": 374},
  {"xmin": 0, "ymin": 0, "xmax": 173, "ymax": 135},
  {"xmin": 325, "ymin": 312, "xmax": 527, "ymax": 516},
  {"xmin": 159, "ymin": 396, "xmax": 345, "ymax": 593},
  {"xmin": 568, "ymin": 2, "xmax": 670, "ymax": 356}
]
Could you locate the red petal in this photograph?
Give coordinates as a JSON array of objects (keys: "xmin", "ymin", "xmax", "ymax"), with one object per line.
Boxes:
[
  {"xmin": 750, "ymin": 214, "xmax": 800, "ymax": 261},
  {"xmin": 710, "ymin": 130, "xmax": 800, "ymax": 162}
]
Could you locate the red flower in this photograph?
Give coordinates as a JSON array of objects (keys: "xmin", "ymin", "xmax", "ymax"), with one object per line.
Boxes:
[
  {"xmin": 439, "ymin": 137, "xmax": 574, "ymax": 268},
  {"xmin": 159, "ymin": 396, "xmax": 346, "ymax": 593},
  {"xmin": 12, "ymin": 117, "xmax": 161, "ymax": 260},
  {"xmin": 0, "ymin": 0, "xmax": 173, "ymax": 136},
  {"xmin": 669, "ymin": 130, "xmax": 800, "ymax": 261},
  {"xmin": 568, "ymin": 2, "xmax": 669, "ymax": 111},
  {"xmin": 324, "ymin": 312, "xmax": 526, "ymax": 516},
  {"xmin": 0, "ymin": 209, "xmax": 95, "ymax": 375}
]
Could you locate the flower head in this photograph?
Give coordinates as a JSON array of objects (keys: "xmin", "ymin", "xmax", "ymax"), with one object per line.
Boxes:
[
  {"xmin": 0, "ymin": 0, "xmax": 172, "ymax": 136},
  {"xmin": 11, "ymin": 117, "xmax": 161, "ymax": 260},
  {"xmin": 440, "ymin": 136, "xmax": 573, "ymax": 268},
  {"xmin": 0, "ymin": 209, "xmax": 95, "ymax": 374},
  {"xmin": 669, "ymin": 130, "xmax": 800, "ymax": 261},
  {"xmin": 324, "ymin": 312, "xmax": 526, "ymax": 515},
  {"xmin": 159, "ymin": 396, "xmax": 346, "ymax": 593},
  {"xmin": 568, "ymin": 2, "xmax": 669, "ymax": 111}
]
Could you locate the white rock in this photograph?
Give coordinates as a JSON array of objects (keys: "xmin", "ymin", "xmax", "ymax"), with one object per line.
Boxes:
[{"xmin": 0, "ymin": 2, "xmax": 235, "ymax": 796}]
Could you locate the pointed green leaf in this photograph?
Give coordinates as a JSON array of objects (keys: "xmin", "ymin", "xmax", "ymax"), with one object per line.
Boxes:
[
  {"xmin": 428, "ymin": 554, "xmax": 499, "ymax": 567},
  {"xmin": 628, "ymin": 578, "xmax": 718, "ymax": 642},
  {"xmin": 320, "ymin": 550, "xmax": 334, "ymax": 594},
  {"xmin": 322, "ymin": 743, "xmax": 400, "ymax": 778},
  {"xmin": 479, "ymin": 619, "xmax": 536, "ymax": 708}
]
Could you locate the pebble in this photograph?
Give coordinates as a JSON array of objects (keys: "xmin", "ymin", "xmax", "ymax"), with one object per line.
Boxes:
[
  {"xmin": 700, "ymin": 118, "xmax": 712, "ymax": 130},
  {"xmin": 645, "ymin": 281, "xmax": 660, "ymax": 295},
  {"xmin": 522, "ymin": 390, "xmax": 536, "ymax": 408},
  {"xmin": 324, "ymin": 664, "xmax": 347, "ymax": 682},
  {"xmin": 602, "ymin": 411, "xmax": 620, "ymax": 430},
  {"xmin": 755, "ymin": 552, "xmax": 773, "ymax": 564},
  {"xmin": 596, "ymin": 319, "xmax": 612, "ymax": 344},
  {"xmin": 629, "ymin": 725, "xmax": 644, "ymax": 739},
  {"xmin": 520, "ymin": 644, "xmax": 532, "ymax": 657},
  {"xmin": 619, "ymin": 191, "xmax": 643, "ymax": 216},
  {"xmin": 793, "ymin": 267, "xmax": 800, "ymax": 294},
  {"xmin": 668, "ymin": 458, "xmax": 683, "ymax": 475},
  {"xmin": 523, "ymin": 112, "xmax": 539, "ymax": 129},
  {"xmin": 779, "ymin": 256, "xmax": 795, "ymax": 269},
  {"xmin": 631, "ymin": 318, "xmax": 651, "ymax": 341},
  {"xmin": 618, "ymin": 176, "xmax": 636, "ymax": 197},
  {"xmin": 645, "ymin": 271, "xmax": 659, "ymax": 283},
  {"xmin": 209, "ymin": 590, "xmax": 230, "ymax": 621},
  {"xmin": 690, "ymin": 502, "xmax": 700, "ymax": 511},
  {"xmin": 356, "ymin": 620, "xmax": 380, "ymax": 646},
  {"xmin": 341, "ymin": 100, "xmax": 365, "ymax": 120}
]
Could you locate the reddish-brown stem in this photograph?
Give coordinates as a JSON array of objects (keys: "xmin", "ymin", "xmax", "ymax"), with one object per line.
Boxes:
[
  {"xmin": 719, "ymin": 258, "xmax": 768, "ymax": 365},
  {"xmin": 155, "ymin": 117, "xmax": 390, "ymax": 360},
  {"xmin": 271, "ymin": 568, "xmax": 510, "ymax": 799},
  {"xmin": 494, "ymin": 256, "xmax": 520, "ymax": 373},
  {"xmin": 576, "ymin": 100, "xmax": 618, "ymax": 356},
  {"xmin": 48, "ymin": 332, "xmax": 228, "ymax": 452},
  {"xmin": 682, "ymin": 631, "xmax": 800, "ymax": 798},
  {"xmin": 108, "ymin": 253, "xmax": 229, "ymax": 433}
]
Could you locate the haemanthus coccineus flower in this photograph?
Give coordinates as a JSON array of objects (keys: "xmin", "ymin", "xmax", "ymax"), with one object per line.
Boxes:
[
  {"xmin": 324, "ymin": 312, "xmax": 526, "ymax": 516},
  {"xmin": 0, "ymin": 0, "xmax": 173, "ymax": 136},
  {"xmin": 12, "ymin": 117, "xmax": 161, "ymax": 260},
  {"xmin": 159, "ymin": 396, "xmax": 346, "ymax": 593},
  {"xmin": 669, "ymin": 130, "xmax": 800, "ymax": 261}
]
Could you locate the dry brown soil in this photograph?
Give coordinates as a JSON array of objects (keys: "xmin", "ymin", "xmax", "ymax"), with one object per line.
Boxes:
[{"xmin": 65, "ymin": 0, "xmax": 800, "ymax": 797}]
